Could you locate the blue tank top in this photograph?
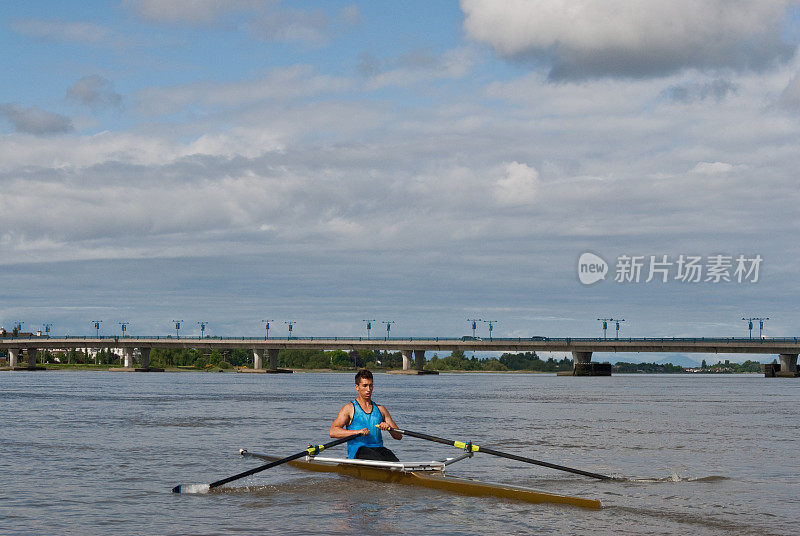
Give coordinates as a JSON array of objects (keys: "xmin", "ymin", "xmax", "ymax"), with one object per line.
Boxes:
[{"xmin": 346, "ymin": 399, "xmax": 384, "ymax": 458}]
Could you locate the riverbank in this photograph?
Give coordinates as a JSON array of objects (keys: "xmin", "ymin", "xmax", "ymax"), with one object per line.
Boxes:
[{"xmin": 0, "ymin": 363, "xmax": 763, "ymax": 375}]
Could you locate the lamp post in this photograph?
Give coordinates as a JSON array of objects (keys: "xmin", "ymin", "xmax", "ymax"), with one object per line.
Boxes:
[
  {"xmin": 363, "ymin": 320, "xmax": 375, "ymax": 339},
  {"xmin": 612, "ymin": 318, "xmax": 625, "ymax": 339},
  {"xmin": 119, "ymin": 322, "xmax": 129, "ymax": 338},
  {"xmin": 91, "ymin": 320, "xmax": 102, "ymax": 338},
  {"xmin": 483, "ymin": 320, "xmax": 498, "ymax": 341},
  {"xmin": 198, "ymin": 321, "xmax": 208, "ymax": 339},
  {"xmin": 262, "ymin": 319, "xmax": 273, "ymax": 340},
  {"xmin": 285, "ymin": 321, "xmax": 296, "ymax": 339},
  {"xmin": 467, "ymin": 318, "xmax": 481, "ymax": 338},
  {"xmin": 173, "ymin": 320, "xmax": 183, "ymax": 339},
  {"xmin": 383, "ymin": 321, "xmax": 395, "ymax": 340},
  {"xmin": 597, "ymin": 318, "xmax": 613, "ymax": 339},
  {"xmin": 742, "ymin": 317, "xmax": 769, "ymax": 338},
  {"xmin": 43, "ymin": 323, "xmax": 53, "ymax": 337}
]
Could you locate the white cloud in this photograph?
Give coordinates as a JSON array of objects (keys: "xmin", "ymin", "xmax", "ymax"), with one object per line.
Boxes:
[
  {"xmin": 247, "ymin": 4, "xmax": 361, "ymax": 45},
  {"xmin": 135, "ymin": 65, "xmax": 352, "ymax": 115},
  {"xmin": 12, "ymin": 19, "xmax": 113, "ymax": 45},
  {"xmin": 460, "ymin": 0, "xmax": 795, "ymax": 79},
  {"xmin": 493, "ymin": 161, "xmax": 540, "ymax": 207},
  {"xmin": 124, "ymin": 0, "xmax": 266, "ymax": 25},
  {"xmin": 361, "ymin": 47, "xmax": 478, "ymax": 89},
  {"xmin": 660, "ymin": 79, "xmax": 737, "ymax": 104},
  {"xmin": 690, "ymin": 161, "xmax": 734, "ymax": 175}
]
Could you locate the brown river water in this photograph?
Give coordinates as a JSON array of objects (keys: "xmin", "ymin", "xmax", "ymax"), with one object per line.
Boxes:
[{"xmin": 1, "ymin": 371, "xmax": 797, "ymax": 535}]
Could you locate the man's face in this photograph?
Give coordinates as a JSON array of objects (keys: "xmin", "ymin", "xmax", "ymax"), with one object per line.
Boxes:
[{"xmin": 356, "ymin": 378, "xmax": 374, "ymax": 401}]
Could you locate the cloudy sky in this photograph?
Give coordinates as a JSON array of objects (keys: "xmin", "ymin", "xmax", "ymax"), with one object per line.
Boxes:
[{"xmin": 2, "ymin": 1, "xmax": 799, "ymax": 357}]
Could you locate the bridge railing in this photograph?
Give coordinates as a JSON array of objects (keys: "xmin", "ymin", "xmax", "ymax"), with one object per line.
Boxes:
[{"xmin": 2, "ymin": 335, "xmax": 799, "ymax": 344}]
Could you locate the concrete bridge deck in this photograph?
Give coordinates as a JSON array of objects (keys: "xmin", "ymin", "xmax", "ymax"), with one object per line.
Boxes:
[{"xmin": 2, "ymin": 336, "xmax": 799, "ymax": 375}]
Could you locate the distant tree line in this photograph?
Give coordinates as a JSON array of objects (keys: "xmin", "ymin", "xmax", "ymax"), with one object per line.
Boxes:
[
  {"xmin": 613, "ymin": 359, "xmax": 763, "ymax": 373},
  {"xmin": 613, "ymin": 362, "xmax": 685, "ymax": 373},
  {"xmin": 694, "ymin": 359, "xmax": 763, "ymax": 373},
  {"xmin": 2, "ymin": 347, "xmax": 767, "ymax": 373},
  {"xmin": 146, "ymin": 348, "xmax": 405, "ymax": 370}
]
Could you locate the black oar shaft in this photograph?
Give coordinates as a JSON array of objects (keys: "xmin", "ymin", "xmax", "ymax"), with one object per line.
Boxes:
[
  {"xmin": 173, "ymin": 433, "xmax": 361, "ymax": 493},
  {"xmin": 391, "ymin": 427, "xmax": 611, "ymax": 481},
  {"xmin": 477, "ymin": 445, "xmax": 611, "ymax": 480}
]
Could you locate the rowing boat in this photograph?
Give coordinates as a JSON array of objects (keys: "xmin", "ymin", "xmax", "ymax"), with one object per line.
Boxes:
[{"xmin": 238, "ymin": 449, "xmax": 602, "ymax": 509}]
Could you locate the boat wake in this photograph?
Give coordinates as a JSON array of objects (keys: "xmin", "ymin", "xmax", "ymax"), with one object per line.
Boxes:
[{"xmin": 625, "ymin": 473, "xmax": 729, "ymax": 483}]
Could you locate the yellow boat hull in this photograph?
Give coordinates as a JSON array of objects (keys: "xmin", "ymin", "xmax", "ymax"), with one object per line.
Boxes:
[{"xmin": 257, "ymin": 454, "xmax": 601, "ymax": 509}]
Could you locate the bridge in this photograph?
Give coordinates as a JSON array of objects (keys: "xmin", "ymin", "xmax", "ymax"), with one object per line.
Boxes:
[{"xmin": 1, "ymin": 335, "xmax": 798, "ymax": 376}]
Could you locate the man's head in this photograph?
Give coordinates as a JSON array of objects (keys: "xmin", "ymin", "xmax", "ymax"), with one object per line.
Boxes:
[
  {"xmin": 355, "ymin": 369, "xmax": 373, "ymax": 385},
  {"xmin": 355, "ymin": 369, "xmax": 374, "ymax": 401}
]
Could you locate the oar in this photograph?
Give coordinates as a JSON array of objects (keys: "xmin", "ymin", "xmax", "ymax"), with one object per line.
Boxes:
[
  {"xmin": 172, "ymin": 433, "xmax": 362, "ymax": 494},
  {"xmin": 382, "ymin": 426, "xmax": 613, "ymax": 481}
]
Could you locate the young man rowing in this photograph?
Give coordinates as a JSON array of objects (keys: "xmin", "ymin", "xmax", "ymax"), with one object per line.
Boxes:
[{"xmin": 329, "ymin": 369, "xmax": 402, "ymax": 461}]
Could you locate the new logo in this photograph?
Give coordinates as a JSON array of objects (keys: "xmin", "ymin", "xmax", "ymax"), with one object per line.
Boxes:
[{"xmin": 578, "ymin": 252, "xmax": 608, "ymax": 285}]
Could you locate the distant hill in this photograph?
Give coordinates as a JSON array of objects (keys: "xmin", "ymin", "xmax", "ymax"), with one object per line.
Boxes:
[
  {"xmin": 654, "ymin": 354, "xmax": 701, "ymax": 368},
  {"xmin": 596, "ymin": 353, "xmax": 700, "ymax": 367}
]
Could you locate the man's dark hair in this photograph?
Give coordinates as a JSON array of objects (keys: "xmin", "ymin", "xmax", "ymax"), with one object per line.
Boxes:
[{"xmin": 355, "ymin": 369, "xmax": 373, "ymax": 384}]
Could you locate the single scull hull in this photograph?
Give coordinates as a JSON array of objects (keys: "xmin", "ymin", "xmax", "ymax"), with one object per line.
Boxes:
[{"xmin": 240, "ymin": 450, "xmax": 601, "ymax": 509}]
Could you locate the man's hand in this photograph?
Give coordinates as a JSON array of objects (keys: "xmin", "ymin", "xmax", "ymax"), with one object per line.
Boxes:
[
  {"xmin": 359, "ymin": 427, "xmax": 370, "ymax": 436},
  {"xmin": 375, "ymin": 422, "xmax": 391, "ymax": 431}
]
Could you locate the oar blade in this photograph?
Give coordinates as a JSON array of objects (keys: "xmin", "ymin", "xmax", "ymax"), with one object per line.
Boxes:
[
  {"xmin": 172, "ymin": 483, "xmax": 211, "ymax": 494},
  {"xmin": 171, "ymin": 433, "xmax": 361, "ymax": 493}
]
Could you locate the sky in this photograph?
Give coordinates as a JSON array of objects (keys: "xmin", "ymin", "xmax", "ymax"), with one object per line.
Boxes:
[{"xmin": 1, "ymin": 1, "xmax": 800, "ymax": 362}]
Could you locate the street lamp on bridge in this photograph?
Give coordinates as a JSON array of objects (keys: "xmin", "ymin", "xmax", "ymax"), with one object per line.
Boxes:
[
  {"xmin": 119, "ymin": 322, "xmax": 129, "ymax": 338},
  {"xmin": 467, "ymin": 318, "xmax": 482, "ymax": 338},
  {"xmin": 483, "ymin": 320, "xmax": 498, "ymax": 341},
  {"xmin": 43, "ymin": 323, "xmax": 53, "ymax": 336},
  {"xmin": 285, "ymin": 321, "xmax": 296, "ymax": 339},
  {"xmin": 262, "ymin": 320, "xmax": 273, "ymax": 340},
  {"xmin": 742, "ymin": 317, "xmax": 769, "ymax": 338},
  {"xmin": 383, "ymin": 321, "xmax": 395, "ymax": 340},
  {"xmin": 173, "ymin": 320, "xmax": 183, "ymax": 339},
  {"xmin": 612, "ymin": 319, "xmax": 625, "ymax": 339},
  {"xmin": 597, "ymin": 318, "xmax": 613, "ymax": 339},
  {"xmin": 198, "ymin": 321, "xmax": 208, "ymax": 339},
  {"xmin": 362, "ymin": 320, "xmax": 375, "ymax": 339},
  {"xmin": 91, "ymin": 320, "xmax": 102, "ymax": 338}
]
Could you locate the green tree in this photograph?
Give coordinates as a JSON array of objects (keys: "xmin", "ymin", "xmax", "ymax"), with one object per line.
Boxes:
[
  {"xmin": 328, "ymin": 350, "xmax": 353, "ymax": 369},
  {"xmin": 209, "ymin": 350, "xmax": 223, "ymax": 366}
]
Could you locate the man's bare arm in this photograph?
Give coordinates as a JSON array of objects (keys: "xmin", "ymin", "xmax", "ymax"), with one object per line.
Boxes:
[
  {"xmin": 330, "ymin": 403, "xmax": 366, "ymax": 438},
  {"xmin": 376, "ymin": 406, "xmax": 402, "ymax": 440}
]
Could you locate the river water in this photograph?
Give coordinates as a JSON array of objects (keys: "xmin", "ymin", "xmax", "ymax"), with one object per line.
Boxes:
[{"xmin": 1, "ymin": 371, "xmax": 797, "ymax": 535}]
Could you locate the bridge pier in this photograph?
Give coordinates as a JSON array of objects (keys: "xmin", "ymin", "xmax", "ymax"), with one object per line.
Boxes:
[
  {"xmin": 2, "ymin": 348, "xmax": 44, "ymax": 370},
  {"xmin": 132, "ymin": 347, "xmax": 162, "ymax": 371},
  {"xmin": 267, "ymin": 348, "xmax": 280, "ymax": 370},
  {"xmin": 8, "ymin": 348, "xmax": 19, "ymax": 367},
  {"xmin": 239, "ymin": 348, "xmax": 290, "ymax": 373},
  {"xmin": 140, "ymin": 347, "xmax": 151, "ymax": 368},
  {"xmin": 122, "ymin": 347, "xmax": 133, "ymax": 368},
  {"xmin": 392, "ymin": 349, "xmax": 437, "ymax": 375},
  {"xmin": 777, "ymin": 353, "xmax": 799, "ymax": 377},
  {"xmin": 560, "ymin": 351, "xmax": 612, "ymax": 376},
  {"xmin": 402, "ymin": 350, "xmax": 412, "ymax": 370},
  {"xmin": 573, "ymin": 351, "xmax": 593, "ymax": 364},
  {"xmin": 414, "ymin": 350, "xmax": 426, "ymax": 371},
  {"xmin": 253, "ymin": 349, "xmax": 264, "ymax": 370}
]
